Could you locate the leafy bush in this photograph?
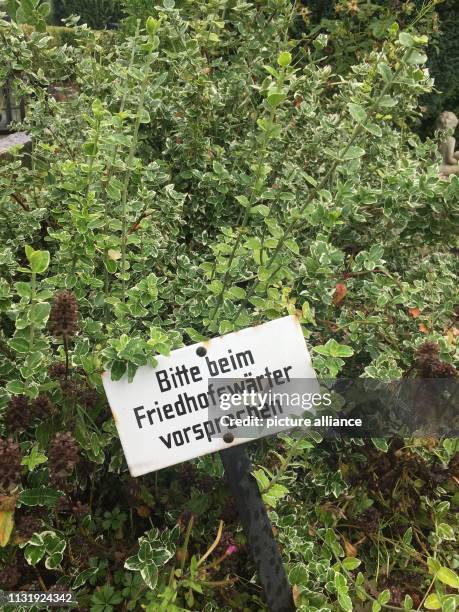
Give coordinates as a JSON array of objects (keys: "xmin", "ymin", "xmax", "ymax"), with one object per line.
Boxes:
[
  {"xmin": 3, "ymin": 0, "xmax": 52, "ymax": 31},
  {"xmin": 295, "ymin": 0, "xmax": 459, "ymax": 137},
  {"xmin": 0, "ymin": 1, "xmax": 458, "ymax": 610},
  {"xmin": 294, "ymin": 0, "xmax": 438, "ymax": 75}
]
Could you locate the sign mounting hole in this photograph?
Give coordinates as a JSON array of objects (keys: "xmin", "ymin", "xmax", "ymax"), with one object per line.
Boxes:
[{"xmin": 196, "ymin": 346, "xmax": 207, "ymax": 357}]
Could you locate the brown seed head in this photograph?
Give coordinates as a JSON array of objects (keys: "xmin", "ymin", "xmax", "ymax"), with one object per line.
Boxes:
[
  {"xmin": 48, "ymin": 290, "xmax": 78, "ymax": 338},
  {"xmin": 0, "ymin": 438, "xmax": 22, "ymax": 492},
  {"xmin": 48, "ymin": 432, "xmax": 80, "ymax": 488},
  {"xmin": 6, "ymin": 395, "xmax": 30, "ymax": 433}
]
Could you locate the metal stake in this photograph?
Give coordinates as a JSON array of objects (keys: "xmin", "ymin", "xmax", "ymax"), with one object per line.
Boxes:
[{"xmin": 220, "ymin": 444, "xmax": 295, "ymax": 612}]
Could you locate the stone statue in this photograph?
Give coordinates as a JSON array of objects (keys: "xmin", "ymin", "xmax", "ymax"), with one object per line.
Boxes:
[{"xmin": 436, "ymin": 111, "xmax": 459, "ymax": 177}]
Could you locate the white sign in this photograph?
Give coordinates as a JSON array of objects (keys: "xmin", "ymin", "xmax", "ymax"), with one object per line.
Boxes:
[{"xmin": 102, "ymin": 315, "xmax": 317, "ymax": 476}]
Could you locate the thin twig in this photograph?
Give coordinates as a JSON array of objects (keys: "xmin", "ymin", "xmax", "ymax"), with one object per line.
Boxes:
[
  {"xmin": 10, "ymin": 193, "xmax": 30, "ymax": 211},
  {"xmin": 197, "ymin": 520, "xmax": 224, "ymax": 568}
]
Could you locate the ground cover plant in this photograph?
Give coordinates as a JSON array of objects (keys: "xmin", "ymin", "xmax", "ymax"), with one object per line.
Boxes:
[{"xmin": 0, "ymin": 0, "xmax": 458, "ymax": 610}]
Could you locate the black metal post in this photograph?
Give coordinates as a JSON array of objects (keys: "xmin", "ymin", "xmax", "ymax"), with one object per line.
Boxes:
[{"xmin": 220, "ymin": 445, "xmax": 295, "ymax": 612}]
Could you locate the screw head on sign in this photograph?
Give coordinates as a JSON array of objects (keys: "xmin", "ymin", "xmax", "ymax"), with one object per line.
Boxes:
[
  {"xmin": 196, "ymin": 346, "xmax": 207, "ymax": 357},
  {"xmin": 223, "ymin": 432, "xmax": 234, "ymax": 444}
]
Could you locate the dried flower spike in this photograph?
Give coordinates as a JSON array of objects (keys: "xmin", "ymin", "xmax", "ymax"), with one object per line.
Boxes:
[
  {"xmin": 48, "ymin": 362, "xmax": 67, "ymax": 380},
  {"xmin": 0, "ymin": 437, "xmax": 22, "ymax": 492},
  {"xmin": 48, "ymin": 432, "xmax": 80, "ymax": 488},
  {"xmin": 0, "ymin": 561, "xmax": 21, "ymax": 589},
  {"xmin": 48, "ymin": 290, "xmax": 78, "ymax": 338},
  {"xmin": 6, "ymin": 395, "xmax": 30, "ymax": 433},
  {"xmin": 416, "ymin": 341, "xmax": 457, "ymax": 378},
  {"xmin": 16, "ymin": 514, "xmax": 41, "ymax": 541},
  {"xmin": 31, "ymin": 394, "xmax": 56, "ymax": 418},
  {"xmin": 416, "ymin": 341, "xmax": 439, "ymax": 362}
]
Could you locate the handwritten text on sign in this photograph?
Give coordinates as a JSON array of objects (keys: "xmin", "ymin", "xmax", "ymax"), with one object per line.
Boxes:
[{"xmin": 102, "ymin": 315, "xmax": 316, "ymax": 476}]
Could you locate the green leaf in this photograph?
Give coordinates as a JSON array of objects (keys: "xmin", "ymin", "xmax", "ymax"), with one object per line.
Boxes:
[
  {"xmin": 304, "ymin": 174, "xmax": 317, "ymax": 187},
  {"xmin": 342, "ymin": 557, "xmax": 361, "ymax": 570},
  {"xmin": 25, "ymin": 245, "xmax": 34, "ymax": 260},
  {"xmin": 218, "ymin": 320, "xmax": 233, "ymax": 335},
  {"xmin": 29, "ymin": 302, "xmax": 51, "ymax": 326},
  {"xmin": 437, "ymin": 523, "xmax": 455, "ymax": 541},
  {"xmin": 106, "ymin": 178, "xmax": 123, "ymax": 200},
  {"xmin": 250, "ymin": 204, "xmax": 270, "ymax": 217},
  {"xmin": 428, "ymin": 558, "xmax": 441, "ymax": 574},
  {"xmin": 301, "ymin": 301, "xmax": 314, "ymax": 324},
  {"xmin": 284, "ymin": 239, "xmax": 299, "ymax": 255},
  {"xmin": 398, "ymin": 32, "xmax": 415, "ymax": 48},
  {"xmin": 264, "ymin": 65, "xmax": 281, "ymax": 79},
  {"xmin": 15, "ymin": 282, "xmax": 32, "ymax": 298},
  {"xmin": 83, "ymin": 141, "xmax": 98, "ymax": 156},
  {"xmin": 338, "ymin": 593, "xmax": 352, "ymax": 611},
  {"xmin": 9, "ymin": 337, "xmax": 30, "ymax": 353},
  {"xmin": 403, "ymin": 594, "xmax": 413, "ymax": 609},
  {"xmin": 377, "ymin": 63, "xmax": 392, "ymax": 82},
  {"xmin": 209, "ymin": 279, "xmax": 223, "ymax": 294},
  {"xmin": 256, "ymin": 118, "xmax": 282, "ymax": 138},
  {"xmin": 21, "ymin": 445, "xmax": 48, "ymax": 472},
  {"xmin": 105, "ymin": 257, "xmax": 117, "ymax": 273},
  {"xmin": 185, "ymin": 328, "xmax": 208, "ymax": 342},
  {"xmin": 347, "ymin": 103, "xmax": 367, "ymax": 123},
  {"xmin": 235, "ymin": 195, "xmax": 250, "ymax": 207},
  {"xmin": 39, "ymin": 2, "xmax": 51, "ymax": 17},
  {"xmin": 442, "ymin": 597, "xmax": 457, "ymax": 612},
  {"xmin": 289, "ymin": 563, "xmax": 309, "ymax": 585},
  {"xmin": 124, "ymin": 555, "xmax": 142, "ymax": 571},
  {"xmin": 341, "ymin": 146, "xmax": 365, "ymax": 160},
  {"xmin": 402, "ymin": 527, "xmax": 412, "ymax": 546},
  {"xmin": 6, "ymin": 380, "xmax": 29, "ymax": 394},
  {"xmin": 424, "ymin": 594, "xmax": 441, "ymax": 610},
  {"xmin": 436, "ymin": 567, "xmax": 459, "ymax": 589},
  {"xmin": 72, "ymin": 568, "xmax": 98, "ymax": 590},
  {"xmin": 257, "ymin": 266, "xmax": 271, "ymax": 282},
  {"xmin": 141, "ymin": 563, "xmax": 159, "ymax": 589},
  {"xmin": 91, "ymin": 98, "xmax": 104, "ymax": 118},
  {"xmin": 378, "ymin": 95, "xmax": 397, "ymax": 108},
  {"xmin": 263, "ymin": 483, "xmax": 289, "ymax": 508},
  {"xmin": 267, "ymin": 91, "xmax": 287, "ymax": 109},
  {"xmin": 253, "ymin": 469, "xmax": 270, "ymax": 490},
  {"xmin": 277, "ymin": 51, "xmax": 292, "ymax": 67},
  {"xmin": 110, "ymin": 360, "xmax": 127, "ymax": 381},
  {"xmin": 19, "ymin": 488, "xmax": 63, "ymax": 507},
  {"xmin": 139, "ymin": 109, "xmax": 151, "ymax": 124},
  {"xmin": 378, "ymin": 589, "xmax": 390, "ymax": 605},
  {"xmin": 364, "ymin": 123, "xmax": 382, "ymax": 137},
  {"xmin": 313, "ymin": 339, "xmax": 354, "ymax": 358},
  {"xmin": 45, "ymin": 549, "xmax": 65, "ymax": 569},
  {"xmin": 146, "ymin": 16, "xmax": 161, "ymax": 36},
  {"xmin": 27, "ymin": 250, "xmax": 50, "ymax": 274},
  {"xmin": 24, "ymin": 531, "xmax": 61, "ymax": 567},
  {"xmin": 371, "ymin": 438, "xmax": 389, "ymax": 453},
  {"xmin": 25, "ymin": 544, "xmax": 45, "ymax": 566},
  {"xmin": 406, "ymin": 50, "xmax": 427, "ymax": 65},
  {"xmin": 228, "ymin": 286, "xmax": 246, "ymax": 299}
]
